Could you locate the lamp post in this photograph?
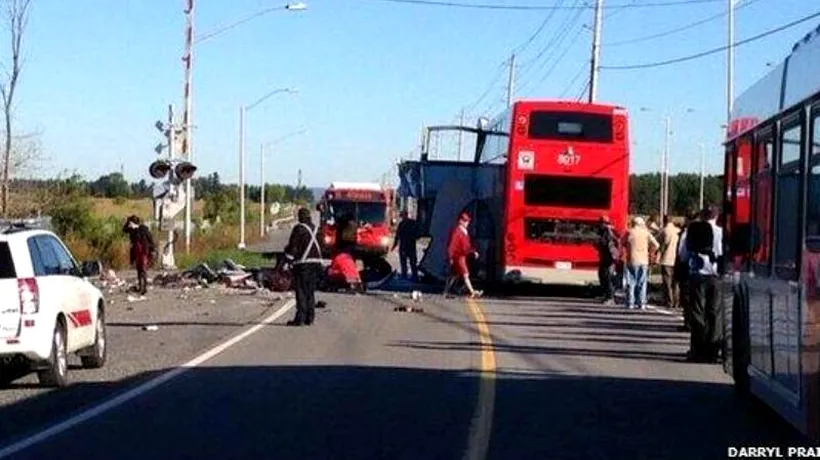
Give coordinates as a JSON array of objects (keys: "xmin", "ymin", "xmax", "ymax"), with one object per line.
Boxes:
[
  {"xmin": 181, "ymin": 1, "xmax": 307, "ymax": 252},
  {"xmin": 238, "ymin": 88, "xmax": 298, "ymax": 249},
  {"xmin": 260, "ymin": 128, "xmax": 308, "ymax": 237},
  {"xmin": 699, "ymin": 142, "xmax": 706, "ymax": 210},
  {"xmin": 194, "ymin": 2, "xmax": 307, "ymax": 45},
  {"xmin": 639, "ymin": 107, "xmax": 696, "ymax": 218}
]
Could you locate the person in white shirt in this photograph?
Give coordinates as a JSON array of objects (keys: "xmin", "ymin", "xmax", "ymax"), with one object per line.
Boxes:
[{"xmin": 678, "ymin": 207, "xmax": 723, "ymax": 363}]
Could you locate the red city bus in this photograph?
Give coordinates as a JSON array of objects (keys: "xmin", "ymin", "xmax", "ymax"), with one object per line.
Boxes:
[
  {"xmin": 721, "ymin": 24, "xmax": 820, "ymax": 440},
  {"xmin": 317, "ymin": 182, "xmax": 393, "ymax": 258},
  {"xmin": 480, "ymin": 101, "xmax": 630, "ymax": 286}
]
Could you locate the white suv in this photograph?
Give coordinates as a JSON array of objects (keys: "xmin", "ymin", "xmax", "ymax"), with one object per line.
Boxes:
[{"xmin": 0, "ymin": 227, "xmax": 106, "ymax": 387}]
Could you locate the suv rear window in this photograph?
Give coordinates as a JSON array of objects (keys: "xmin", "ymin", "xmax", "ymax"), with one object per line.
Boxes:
[{"xmin": 0, "ymin": 242, "xmax": 15, "ymax": 278}]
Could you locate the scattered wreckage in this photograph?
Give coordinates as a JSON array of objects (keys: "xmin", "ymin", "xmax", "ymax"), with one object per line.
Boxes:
[{"xmin": 95, "ymin": 254, "xmax": 395, "ymax": 298}]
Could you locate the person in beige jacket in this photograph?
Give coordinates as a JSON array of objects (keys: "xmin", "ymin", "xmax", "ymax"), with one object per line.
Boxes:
[
  {"xmin": 624, "ymin": 216, "xmax": 660, "ymax": 310},
  {"xmin": 658, "ymin": 215, "xmax": 681, "ymax": 309}
]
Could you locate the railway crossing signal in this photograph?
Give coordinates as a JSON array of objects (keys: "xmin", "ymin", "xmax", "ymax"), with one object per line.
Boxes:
[{"xmin": 151, "ymin": 104, "xmax": 197, "ymax": 269}]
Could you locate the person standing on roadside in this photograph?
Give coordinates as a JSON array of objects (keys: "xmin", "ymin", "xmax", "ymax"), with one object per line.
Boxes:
[
  {"xmin": 391, "ymin": 210, "xmax": 419, "ymax": 281},
  {"xmin": 658, "ymin": 215, "xmax": 680, "ymax": 309},
  {"xmin": 123, "ymin": 215, "xmax": 155, "ymax": 296},
  {"xmin": 284, "ymin": 207, "xmax": 325, "ymax": 327},
  {"xmin": 624, "ymin": 216, "xmax": 660, "ymax": 310},
  {"xmin": 595, "ymin": 215, "xmax": 619, "ymax": 305},
  {"xmin": 675, "ymin": 210, "xmax": 698, "ymax": 332},
  {"xmin": 444, "ymin": 212, "xmax": 482, "ymax": 298},
  {"xmin": 679, "ymin": 206, "xmax": 724, "ymax": 363}
]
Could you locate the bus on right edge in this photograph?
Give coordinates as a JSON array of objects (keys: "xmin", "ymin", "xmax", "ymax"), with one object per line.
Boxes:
[{"xmin": 721, "ymin": 23, "xmax": 820, "ymax": 440}]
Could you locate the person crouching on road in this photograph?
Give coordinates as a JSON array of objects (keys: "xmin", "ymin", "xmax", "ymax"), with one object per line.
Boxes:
[
  {"xmin": 443, "ymin": 212, "xmax": 482, "ymax": 298},
  {"xmin": 284, "ymin": 207, "xmax": 325, "ymax": 326},
  {"xmin": 123, "ymin": 215, "xmax": 155, "ymax": 296}
]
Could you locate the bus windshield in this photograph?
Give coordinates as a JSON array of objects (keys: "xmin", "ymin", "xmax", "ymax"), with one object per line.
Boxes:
[{"xmin": 327, "ymin": 201, "xmax": 386, "ymax": 225}]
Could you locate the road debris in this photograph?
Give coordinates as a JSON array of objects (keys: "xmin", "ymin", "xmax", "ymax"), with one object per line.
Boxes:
[
  {"xmin": 142, "ymin": 325, "xmax": 159, "ymax": 331},
  {"xmin": 393, "ymin": 306, "xmax": 424, "ymax": 313},
  {"xmin": 127, "ymin": 294, "xmax": 147, "ymax": 303}
]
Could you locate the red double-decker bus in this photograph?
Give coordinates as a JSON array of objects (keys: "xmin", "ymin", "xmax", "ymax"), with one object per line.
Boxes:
[{"xmin": 480, "ymin": 100, "xmax": 630, "ymax": 286}]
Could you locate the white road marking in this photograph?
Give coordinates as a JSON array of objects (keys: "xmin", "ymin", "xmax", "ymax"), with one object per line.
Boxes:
[{"xmin": 0, "ymin": 299, "xmax": 296, "ymax": 459}]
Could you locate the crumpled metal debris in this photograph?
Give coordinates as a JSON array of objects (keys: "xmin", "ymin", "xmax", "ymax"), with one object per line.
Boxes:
[{"xmin": 94, "ymin": 269, "xmax": 127, "ymax": 293}]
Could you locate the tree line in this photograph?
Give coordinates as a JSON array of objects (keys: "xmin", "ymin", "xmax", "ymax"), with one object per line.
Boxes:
[
  {"xmin": 630, "ymin": 173, "xmax": 723, "ymax": 217},
  {"xmin": 10, "ymin": 171, "xmax": 314, "ymax": 203}
]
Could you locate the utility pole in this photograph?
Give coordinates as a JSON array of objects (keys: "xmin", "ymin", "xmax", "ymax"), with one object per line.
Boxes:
[
  {"xmin": 238, "ymin": 106, "xmax": 246, "ymax": 249},
  {"xmin": 457, "ymin": 109, "xmax": 465, "ymax": 161},
  {"xmin": 663, "ymin": 116, "xmax": 671, "ymax": 217},
  {"xmin": 260, "ymin": 143, "xmax": 266, "ymax": 237},
  {"xmin": 727, "ymin": 0, "xmax": 735, "ymax": 125},
  {"xmin": 506, "ymin": 53, "xmax": 516, "ymax": 106},
  {"xmin": 166, "ymin": 104, "xmax": 177, "ymax": 268},
  {"xmin": 699, "ymin": 143, "xmax": 706, "ymax": 210},
  {"xmin": 659, "ymin": 148, "xmax": 665, "ymax": 219},
  {"xmin": 182, "ymin": 0, "xmax": 194, "ymax": 254},
  {"xmin": 298, "ymin": 169, "xmax": 303, "ymax": 189},
  {"xmin": 588, "ymin": 0, "xmax": 604, "ymax": 103}
]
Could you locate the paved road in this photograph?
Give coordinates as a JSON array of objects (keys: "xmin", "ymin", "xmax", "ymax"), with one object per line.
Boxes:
[{"xmin": 0, "ymin": 280, "xmax": 807, "ymax": 459}]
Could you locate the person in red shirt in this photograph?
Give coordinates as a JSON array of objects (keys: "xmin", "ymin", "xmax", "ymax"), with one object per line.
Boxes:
[{"xmin": 444, "ymin": 212, "xmax": 482, "ymax": 298}]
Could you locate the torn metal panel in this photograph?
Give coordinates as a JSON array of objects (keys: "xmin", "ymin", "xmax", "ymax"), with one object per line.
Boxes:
[{"xmin": 406, "ymin": 160, "xmax": 504, "ymax": 282}]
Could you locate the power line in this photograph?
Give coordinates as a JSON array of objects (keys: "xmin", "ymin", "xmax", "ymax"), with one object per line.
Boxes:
[
  {"xmin": 604, "ymin": 0, "xmax": 763, "ymax": 47},
  {"xmin": 518, "ymin": 19, "xmax": 586, "ymax": 95},
  {"xmin": 463, "ymin": 61, "xmax": 508, "ymax": 115},
  {"xmin": 559, "ymin": 62, "xmax": 588, "ymax": 98},
  {"xmin": 361, "ymin": 0, "xmax": 722, "ymax": 11},
  {"xmin": 518, "ymin": 3, "xmax": 585, "ymax": 80},
  {"xmin": 576, "ymin": 78, "xmax": 591, "ymax": 101},
  {"xmin": 513, "ymin": 0, "xmax": 564, "ymax": 55},
  {"xmin": 600, "ymin": 8, "xmax": 820, "ymax": 70}
]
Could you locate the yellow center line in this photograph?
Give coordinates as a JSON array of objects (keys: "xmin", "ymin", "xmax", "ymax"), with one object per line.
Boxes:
[{"xmin": 463, "ymin": 297, "xmax": 496, "ymax": 460}]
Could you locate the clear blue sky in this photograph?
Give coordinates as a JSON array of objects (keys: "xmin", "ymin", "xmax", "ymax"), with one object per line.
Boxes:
[{"xmin": 13, "ymin": 0, "xmax": 820, "ymax": 187}]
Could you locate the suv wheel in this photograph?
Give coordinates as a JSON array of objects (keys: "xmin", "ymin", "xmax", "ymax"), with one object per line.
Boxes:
[
  {"xmin": 38, "ymin": 321, "xmax": 68, "ymax": 387},
  {"xmin": 81, "ymin": 307, "xmax": 106, "ymax": 369}
]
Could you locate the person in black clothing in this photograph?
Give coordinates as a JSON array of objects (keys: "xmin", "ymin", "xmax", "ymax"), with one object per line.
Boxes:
[
  {"xmin": 392, "ymin": 210, "xmax": 419, "ymax": 281},
  {"xmin": 674, "ymin": 211, "xmax": 697, "ymax": 332},
  {"xmin": 595, "ymin": 215, "xmax": 618, "ymax": 305},
  {"xmin": 680, "ymin": 207, "xmax": 724, "ymax": 363},
  {"xmin": 284, "ymin": 207, "xmax": 325, "ymax": 326},
  {"xmin": 123, "ymin": 215, "xmax": 155, "ymax": 296}
]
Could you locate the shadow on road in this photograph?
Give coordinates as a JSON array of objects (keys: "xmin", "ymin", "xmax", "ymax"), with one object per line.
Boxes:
[{"xmin": 0, "ymin": 365, "xmax": 807, "ymax": 459}]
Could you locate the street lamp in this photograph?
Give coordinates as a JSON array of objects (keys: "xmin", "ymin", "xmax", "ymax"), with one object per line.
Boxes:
[
  {"xmin": 179, "ymin": 0, "xmax": 307, "ymax": 254},
  {"xmin": 260, "ymin": 128, "xmax": 308, "ymax": 237},
  {"xmin": 238, "ymin": 88, "xmax": 298, "ymax": 250},
  {"xmin": 194, "ymin": 2, "xmax": 308, "ymax": 45},
  {"xmin": 639, "ymin": 107, "xmax": 696, "ymax": 218},
  {"xmin": 699, "ymin": 142, "xmax": 706, "ymax": 210}
]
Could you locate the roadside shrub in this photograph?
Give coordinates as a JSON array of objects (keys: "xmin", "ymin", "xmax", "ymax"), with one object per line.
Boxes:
[{"xmin": 49, "ymin": 195, "xmax": 96, "ymax": 237}]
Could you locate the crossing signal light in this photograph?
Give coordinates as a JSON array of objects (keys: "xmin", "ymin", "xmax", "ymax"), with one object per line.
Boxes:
[
  {"xmin": 174, "ymin": 162, "xmax": 197, "ymax": 181},
  {"xmin": 149, "ymin": 160, "xmax": 172, "ymax": 179}
]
